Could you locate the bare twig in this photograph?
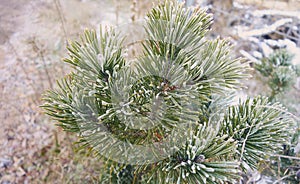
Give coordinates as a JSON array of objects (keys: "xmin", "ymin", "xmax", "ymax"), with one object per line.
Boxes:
[
  {"xmin": 273, "ymin": 173, "xmax": 295, "ymax": 184},
  {"xmin": 240, "ymin": 50, "xmax": 259, "ymax": 63},
  {"xmin": 271, "ymin": 154, "xmax": 300, "ymax": 160},
  {"xmin": 114, "ymin": 0, "xmax": 120, "ymax": 25},
  {"xmin": 277, "ymin": 156, "xmax": 281, "ymax": 182},
  {"xmin": 53, "ymin": 0, "xmax": 69, "ymax": 44},
  {"xmin": 130, "ymin": 0, "xmax": 138, "ymax": 22},
  {"xmin": 29, "ymin": 38, "xmax": 53, "ymax": 89},
  {"xmin": 273, "ymin": 30, "xmax": 300, "ymax": 42},
  {"xmin": 252, "ymin": 9, "xmax": 300, "ymax": 20},
  {"xmin": 238, "ymin": 18, "xmax": 293, "ymax": 38}
]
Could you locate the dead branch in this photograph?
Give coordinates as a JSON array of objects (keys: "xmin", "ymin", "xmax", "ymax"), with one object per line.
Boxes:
[{"xmin": 238, "ymin": 18, "xmax": 293, "ymax": 38}]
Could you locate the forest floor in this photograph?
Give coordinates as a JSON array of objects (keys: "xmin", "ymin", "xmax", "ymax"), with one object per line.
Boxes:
[
  {"xmin": 0, "ymin": 0, "xmax": 299, "ymax": 183},
  {"xmin": 0, "ymin": 0, "xmax": 132, "ymax": 183}
]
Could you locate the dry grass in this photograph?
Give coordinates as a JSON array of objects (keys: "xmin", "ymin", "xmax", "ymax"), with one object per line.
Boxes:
[{"xmin": 236, "ymin": 0, "xmax": 300, "ymax": 10}]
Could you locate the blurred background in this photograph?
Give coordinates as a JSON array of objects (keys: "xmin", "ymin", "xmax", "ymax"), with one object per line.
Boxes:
[{"xmin": 0, "ymin": 0, "xmax": 299, "ymax": 183}]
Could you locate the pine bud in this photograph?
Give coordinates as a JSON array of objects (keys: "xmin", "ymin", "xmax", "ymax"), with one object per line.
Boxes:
[{"xmin": 194, "ymin": 155, "xmax": 205, "ymax": 163}]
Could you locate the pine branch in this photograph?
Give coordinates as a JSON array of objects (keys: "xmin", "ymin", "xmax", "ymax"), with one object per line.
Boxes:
[
  {"xmin": 142, "ymin": 124, "xmax": 239, "ymax": 184},
  {"xmin": 221, "ymin": 96, "xmax": 296, "ymax": 170},
  {"xmin": 254, "ymin": 49, "xmax": 299, "ymax": 100}
]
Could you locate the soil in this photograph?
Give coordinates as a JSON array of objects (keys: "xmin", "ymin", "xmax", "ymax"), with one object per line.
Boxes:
[{"xmin": 0, "ymin": 0, "xmax": 131, "ymax": 183}]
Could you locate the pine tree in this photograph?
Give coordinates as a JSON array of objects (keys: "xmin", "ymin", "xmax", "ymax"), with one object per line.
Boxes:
[
  {"xmin": 42, "ymin": 1, "xmax": 296, "ymax": 183},
  {"xmin": 254, "ymin": 49, "xmax": 300, "ymax": 101},
  {"xmin": 254, "ymin": 49, "xmax": 300, "ymax": 183}
]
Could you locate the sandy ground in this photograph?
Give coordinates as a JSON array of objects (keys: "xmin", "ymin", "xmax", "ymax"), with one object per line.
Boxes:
[{"xmin": 0, "ymin": 0, "xmax": 131, "ymax": 183}]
